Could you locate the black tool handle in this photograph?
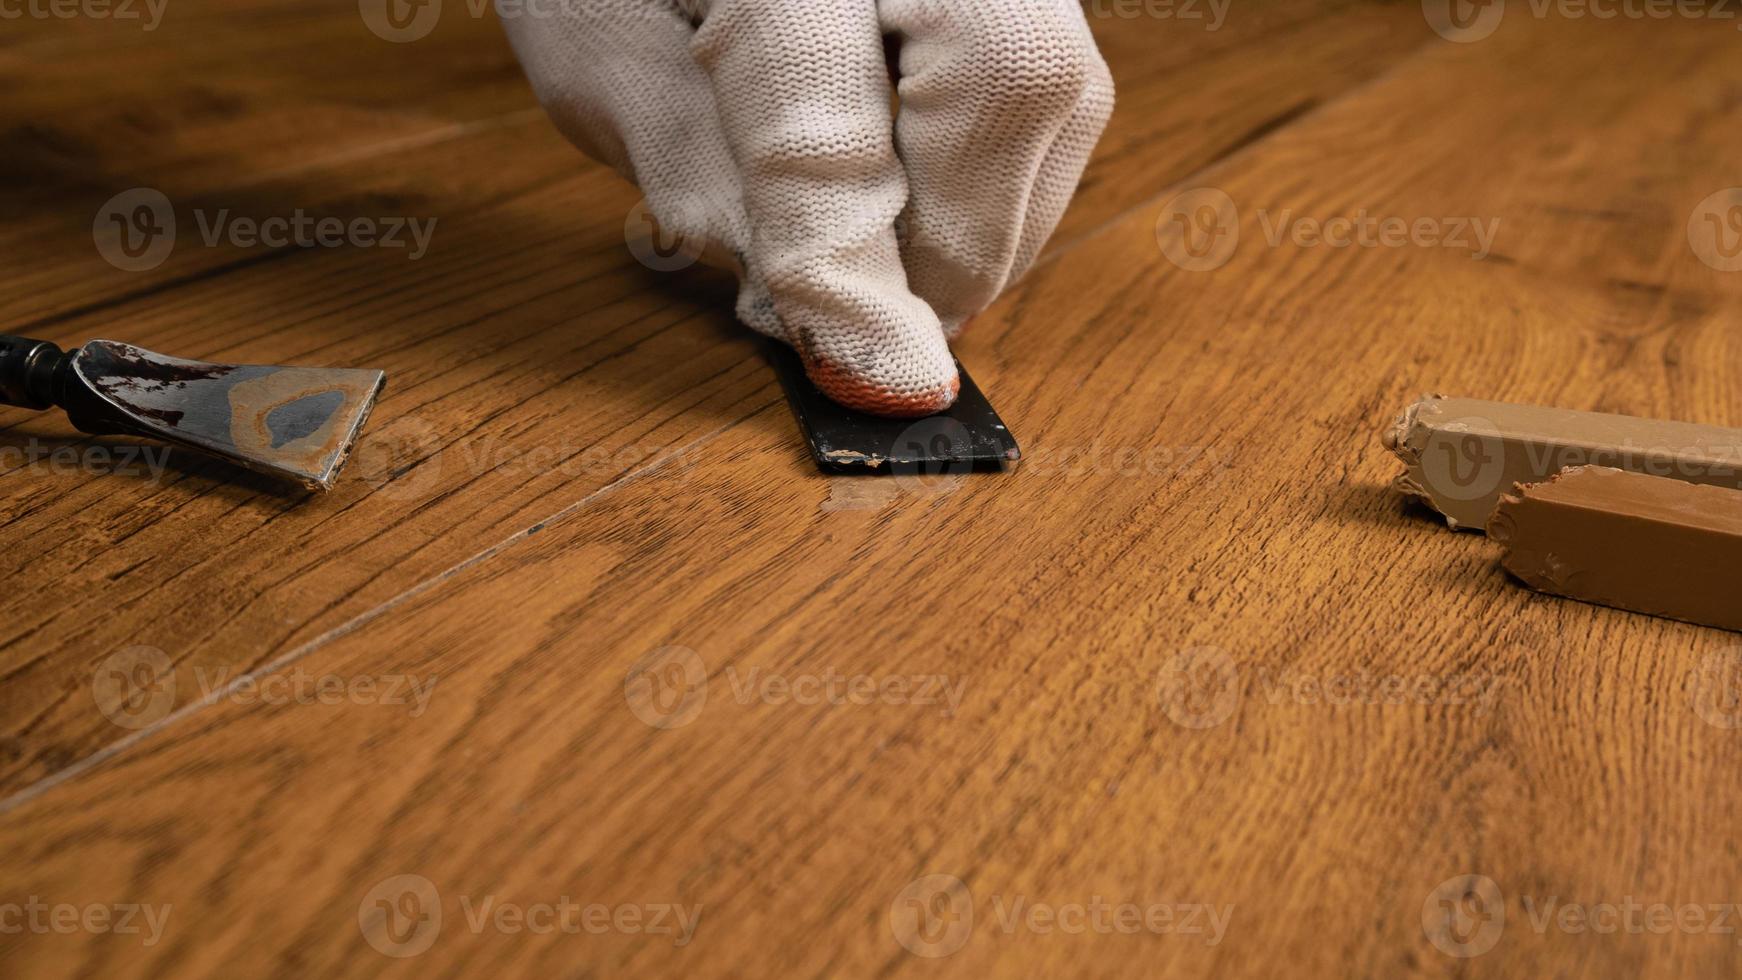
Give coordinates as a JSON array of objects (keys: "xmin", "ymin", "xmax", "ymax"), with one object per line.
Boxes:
[{"xmin": 0, "ymin": 336, "xmax": 68, "ymax": 411}]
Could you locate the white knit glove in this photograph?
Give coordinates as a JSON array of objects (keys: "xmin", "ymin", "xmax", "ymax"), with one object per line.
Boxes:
[{"xmin": 504, "ymin": 0, "xmax": 1113, "ymax": 416}]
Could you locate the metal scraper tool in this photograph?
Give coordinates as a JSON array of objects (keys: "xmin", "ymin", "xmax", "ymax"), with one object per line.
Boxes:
[
  {"xmin": 767, "ymin": 340, "xmax": 1020, "ymax": 475},
  {"xmin": 0, "ymin": 335, "xmax": 385, "ymax": 491}
]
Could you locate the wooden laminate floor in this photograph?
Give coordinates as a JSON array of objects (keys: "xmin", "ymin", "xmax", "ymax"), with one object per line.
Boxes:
[{"xmin": 4, "ymin": 2, "xmax": 1742, "ymax": 977}]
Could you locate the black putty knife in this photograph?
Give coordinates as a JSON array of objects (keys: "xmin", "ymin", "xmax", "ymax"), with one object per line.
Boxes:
[{"xmin": 766, "ymin": 340, "xmax": 1019, "ymax": 475}]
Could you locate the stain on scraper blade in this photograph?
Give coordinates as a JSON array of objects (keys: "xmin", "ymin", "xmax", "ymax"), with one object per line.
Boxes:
[
  {"xmin": 766, "ymin": 340, "xmax": 1019, "ymax": 475},
  {"xmin": 0, "ymin": 336, "xmax": 385, "ymax": 491}
]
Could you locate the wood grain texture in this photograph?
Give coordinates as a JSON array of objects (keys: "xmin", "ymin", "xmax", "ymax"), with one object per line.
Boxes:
[
  {"xmin": 1, "ymin": 0, "xmax": 535, "ymax": 327},
  {"xmin": 5, "ymin": 4, "xmax": 1742, "ymax": 980},
  {"xmin": 0, "ymin": 0, "xmax": 1431, "ymax": 796}
]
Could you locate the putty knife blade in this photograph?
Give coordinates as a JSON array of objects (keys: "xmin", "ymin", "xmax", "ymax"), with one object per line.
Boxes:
[{"xmin": 767, "ymin": 340, "xmax": 1020, "ymax": 476}]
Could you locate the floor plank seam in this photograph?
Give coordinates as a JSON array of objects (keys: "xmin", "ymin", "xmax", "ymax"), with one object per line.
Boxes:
[
  {"xmin": 250, "ymin": 107, "xmax": 550, "ymax": 187},
  {"xmin": 0, "ymin": 392, "xmax": 780, "ymax": 818}
]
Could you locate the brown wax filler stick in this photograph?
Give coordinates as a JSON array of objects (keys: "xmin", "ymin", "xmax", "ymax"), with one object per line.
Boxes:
[
  {"xmin": 1383, "ymin": 395, "xmax": 1742, "ymax": 531},
  {"xmin": 1488, "ymin": 466, "xmax": 1742, "ymax": 633}
]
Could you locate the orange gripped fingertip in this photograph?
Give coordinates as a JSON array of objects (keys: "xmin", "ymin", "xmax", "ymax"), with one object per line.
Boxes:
[{"xmin": 802, "ymin": 355, "xmax": 960, "ymax": 419}]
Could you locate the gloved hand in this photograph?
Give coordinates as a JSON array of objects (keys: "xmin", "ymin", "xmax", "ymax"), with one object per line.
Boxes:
[{"xmin": 504, "ymin": 0, "xmax": 1114, "ymax": 417}]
